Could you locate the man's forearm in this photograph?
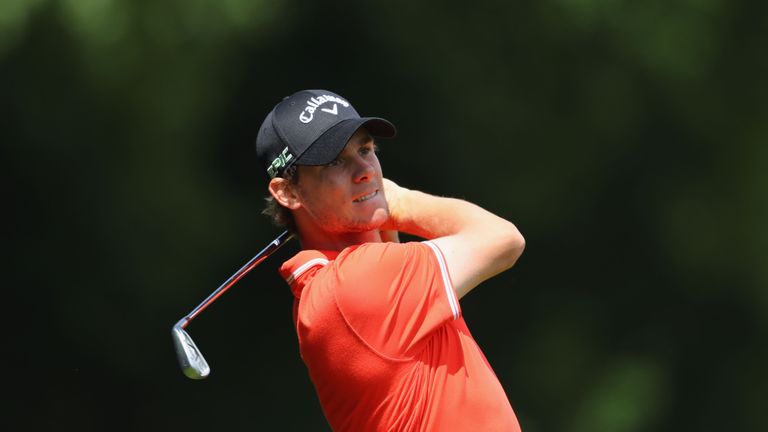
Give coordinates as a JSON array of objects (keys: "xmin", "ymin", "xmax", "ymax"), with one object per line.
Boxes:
[
  {"xmin": 385, "ymin": 180, "xmax": 514, "ymax": 240},
  {"xmin": 383, "ymin": 179, "xmax": 524, "ymax": 297}
]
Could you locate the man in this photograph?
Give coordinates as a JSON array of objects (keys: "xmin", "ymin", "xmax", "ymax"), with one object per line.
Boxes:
[{"xmin": 256, "ymin": 89, "xmax": 525, "ymax": 431}]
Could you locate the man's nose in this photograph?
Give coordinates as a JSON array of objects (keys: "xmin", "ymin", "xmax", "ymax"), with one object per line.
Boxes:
[{"xmin": 353, "ymin": 157, "xmax": 375, "ymax": 183}]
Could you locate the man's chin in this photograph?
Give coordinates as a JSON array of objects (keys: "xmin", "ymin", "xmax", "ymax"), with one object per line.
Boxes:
[{"xmin": 343, "ymin": 208, "xmax": 390, "ymax": 233}]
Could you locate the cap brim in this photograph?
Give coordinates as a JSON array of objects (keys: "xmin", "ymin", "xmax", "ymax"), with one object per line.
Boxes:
[{"xmin": 294, "ymin": 117, "xmax": 396, "ymax": 166}]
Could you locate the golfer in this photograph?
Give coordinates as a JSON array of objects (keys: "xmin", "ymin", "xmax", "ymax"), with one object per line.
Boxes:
[{"xmin": 256, "ymin": 89, "xmax": 525, "ymax": 431}]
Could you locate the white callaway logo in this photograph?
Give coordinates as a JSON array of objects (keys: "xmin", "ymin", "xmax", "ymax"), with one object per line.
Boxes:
[{"xmin": 299, "ymin": 95, "xmax": 350, "ymax": 124}]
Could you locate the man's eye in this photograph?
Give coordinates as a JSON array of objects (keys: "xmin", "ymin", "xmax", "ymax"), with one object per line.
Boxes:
[
  {"xmin": 360, "ymin": 144, "xmax": 378, "ymax": 155},
  {"xmin": 325, "ymin": 158, "xmax": 342, "ymax": 167}
]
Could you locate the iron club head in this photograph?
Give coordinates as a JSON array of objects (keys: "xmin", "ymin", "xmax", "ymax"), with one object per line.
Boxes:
[{"xmin": 172, "ymin": 319, "xmax": 210, "ymax": 379}]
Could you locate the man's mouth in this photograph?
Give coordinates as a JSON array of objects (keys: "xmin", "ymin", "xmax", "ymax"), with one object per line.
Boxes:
[{"xmin": 353, "ymin": 190, "xmax": 378, "ymax": 203}]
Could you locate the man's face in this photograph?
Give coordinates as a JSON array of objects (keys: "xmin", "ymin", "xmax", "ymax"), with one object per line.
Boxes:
[{"xmin": 292, "ymin": 128, "xmax": 389, "ymax": 234}]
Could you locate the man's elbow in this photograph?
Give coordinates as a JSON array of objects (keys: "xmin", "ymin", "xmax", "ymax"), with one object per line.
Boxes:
[{"xmin": 499, "ymin": 223, "xmax": 525, "ymax": 268}]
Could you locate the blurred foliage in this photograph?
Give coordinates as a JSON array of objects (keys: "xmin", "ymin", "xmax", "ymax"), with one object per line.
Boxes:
[{"xmin": 4, "ymin": 0, "xmax": 767, "ymax": 431}]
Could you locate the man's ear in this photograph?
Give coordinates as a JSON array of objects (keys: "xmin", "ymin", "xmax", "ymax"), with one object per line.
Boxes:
[{"xmin": 268, "ymin": 177, "xmax": 301, "ymax": 210}]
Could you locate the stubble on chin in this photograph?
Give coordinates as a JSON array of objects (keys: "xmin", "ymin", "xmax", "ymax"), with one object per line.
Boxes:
[
  {"xmin": 359, "ymin": 206, "xmax": 391, "ymax": 232},
  {"xmin": 332, "ymin": 205, "xmax": 390, "ymax": 234}
]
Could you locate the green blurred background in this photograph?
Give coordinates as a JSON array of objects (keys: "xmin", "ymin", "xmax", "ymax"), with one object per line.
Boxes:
[{"xmin": 4, "ymin": 0, "xmax": 767, "ymax": 430}]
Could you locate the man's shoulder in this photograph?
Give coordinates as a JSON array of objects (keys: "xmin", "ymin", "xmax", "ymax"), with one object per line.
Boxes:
[
  {"xmin": 331, "ymin": 241, "xmax": 444, "ymax": 292},
  {"xmin": 279, "ymin": 249, "xmax": 336, "ymax": 288},
  {"xmin": 337, "ymin": 241, "xmax": 430, "ymax": 269},
  {"xmin": 282, "ymin": 241, "xmax": 438, "ymax": 291}
]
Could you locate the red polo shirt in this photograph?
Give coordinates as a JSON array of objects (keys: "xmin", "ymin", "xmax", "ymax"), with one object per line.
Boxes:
[{"xmin": 280, "ymin": 241, "xmax": 520, "ymax": 432}]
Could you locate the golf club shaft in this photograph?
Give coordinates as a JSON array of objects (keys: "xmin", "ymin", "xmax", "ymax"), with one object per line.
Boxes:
[{"xmin": 180, "ymin": 230, "xmax": 294, "ymax": 328}]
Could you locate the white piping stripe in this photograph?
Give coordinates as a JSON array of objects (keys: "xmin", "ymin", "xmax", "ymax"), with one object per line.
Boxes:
[
  {"xmin": 286, "ymin": 258, "xmax": 329, "ymax": 285},
  {"xmin": 423, "ymin": 241, "xmax": 460, "ymax": 320}
]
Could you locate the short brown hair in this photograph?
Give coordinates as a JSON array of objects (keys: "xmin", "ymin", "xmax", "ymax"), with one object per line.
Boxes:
[{"xmin": 262, "ymin": 165, "xmax": 299, "ymax": 233}]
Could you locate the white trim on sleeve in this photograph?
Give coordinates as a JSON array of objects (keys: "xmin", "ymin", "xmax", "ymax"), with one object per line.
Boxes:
[
  {"xmin": 286, "ymin": 258, "xmax": 329, "ymax": 285},
  {"xmin": 423, "ymin": 241, "xmax": 460, "ymax": 320}
]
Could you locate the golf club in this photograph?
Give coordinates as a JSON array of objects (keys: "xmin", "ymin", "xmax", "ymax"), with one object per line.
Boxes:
[{"xmin": 172, "ymin": 230, "xmax": 294, "ymax": 379}]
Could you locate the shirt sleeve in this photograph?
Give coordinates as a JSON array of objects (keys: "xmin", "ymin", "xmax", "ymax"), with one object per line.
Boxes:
[{"xmin": 333, "ymin": 241, "xmax": 461, "ymax": 359}]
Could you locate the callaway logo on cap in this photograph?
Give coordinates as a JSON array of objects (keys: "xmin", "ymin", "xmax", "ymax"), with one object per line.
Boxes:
[
  {"xmin": 298, "ymin": 94, "xmax": 350, "ymax": 123},
  {"xmin": 256, "ymin": 89, "xmax": 397, "ymax": 179}
]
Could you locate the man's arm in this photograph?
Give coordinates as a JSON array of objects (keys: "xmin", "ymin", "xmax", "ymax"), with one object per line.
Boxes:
[{"xmin": 382, "ymin": 179, "xmax": 524, "ymax": 299}]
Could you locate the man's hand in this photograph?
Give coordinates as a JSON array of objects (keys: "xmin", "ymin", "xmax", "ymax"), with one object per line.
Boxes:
[{"xmin": 380, "ymin": 178, "xmax": 405, "ymax": 232}]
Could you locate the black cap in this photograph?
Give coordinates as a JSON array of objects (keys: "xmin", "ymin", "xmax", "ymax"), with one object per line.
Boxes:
[{"xmin": 256, "ymin": 90, "xmax": 397, "ymax": 179}]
